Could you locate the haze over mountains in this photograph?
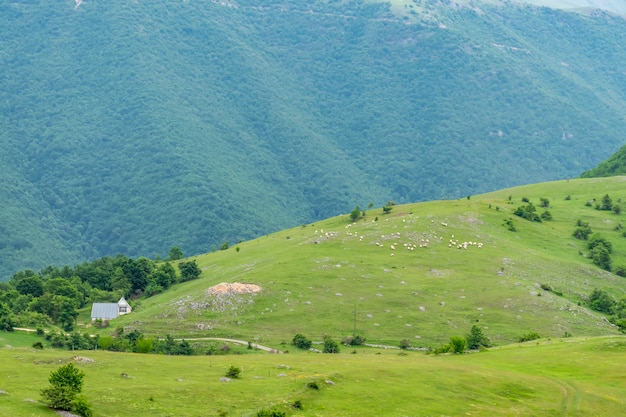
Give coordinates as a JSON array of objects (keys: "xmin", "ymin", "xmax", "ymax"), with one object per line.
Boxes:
[{"xmin": 2, "ymin": 0, "xmax": 626, "ymax": 279}]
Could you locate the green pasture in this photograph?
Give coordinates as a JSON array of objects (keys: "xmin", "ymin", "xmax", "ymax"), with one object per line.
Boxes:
[
  {"xmin": 107, "ymin": 178, "xmax": 626, "ymax": 349},
  {"xmin": 1, "ymin": 336, "xmax": 625, "ymax": 416}
]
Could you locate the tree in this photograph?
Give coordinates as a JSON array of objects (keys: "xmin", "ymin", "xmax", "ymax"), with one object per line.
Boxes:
[
  {"xmin": 179, "ymin": 260, "xmax": 201, "ymax": 282},
  {"xmin": 598, "ymin": 194, "xmax": 613, "ymax": 211},
  {"xmin": 225, "ymin": 365, "xmax": 241, "ymax": 379},
  {"xmin": 168, "ymin": 246, "xmax": 183, "ymax": 260},
  {"xmin": 466, "ymin": 325, "xmax": 490, "ymax": 350},
  {"xmin": 41, "ymin": 363, "xmax": 92, "ymax": 417},
  {"xmin": 0, "ymin": 302, "xmax": 15, "ymax": 331},
  {"xmin": 350, "ymin": 205, "xmax": 361, "ymax": 222},
  {"xmin": 15, "ymin": 276, "xmax": 44, "ymax": 297},
  {"xmin": 588, "ymin": 289, "xmax": 615, "ymax": 314}
]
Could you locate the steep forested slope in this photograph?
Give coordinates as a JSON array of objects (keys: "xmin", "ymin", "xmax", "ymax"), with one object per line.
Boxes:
[{"xmin": 2, "ymin": 0, "xmax": 626, "ymax": 278}]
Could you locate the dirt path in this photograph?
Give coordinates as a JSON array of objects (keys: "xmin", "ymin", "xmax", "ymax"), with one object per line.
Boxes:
[{"xmin": 177, "ymin": 337, "xmax": 283, "ymax": 353}]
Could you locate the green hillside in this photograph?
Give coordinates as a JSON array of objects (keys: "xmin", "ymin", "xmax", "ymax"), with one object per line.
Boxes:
[
  {"xmin": 2, "ymin": 0, "xmax": 626, "ymax": 279},
  {"xmin": 104, "ymin": 177, "xmax": 626, "ymax": 348},
  {"xmin": 582, "ymin": 143, "xmax": 626, "ymax": 178},
  {"xmin": 1, "ymin": 335, "xmax": 625, "ymax": 416}
]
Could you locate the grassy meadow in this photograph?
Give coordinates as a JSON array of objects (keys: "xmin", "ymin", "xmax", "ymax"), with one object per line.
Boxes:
[
  {"xmin": 104, "ymin": 177, "xmax": 626, "ymax": 349},
  {"xmin": 1, "ymin": 335, "xmax": 625, "ymax": 416}
]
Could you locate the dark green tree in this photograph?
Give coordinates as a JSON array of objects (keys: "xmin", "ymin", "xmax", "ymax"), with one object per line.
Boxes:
[
  {"xmin": 466, "ymin": 325, "xmax": 490, "ymax": 350},
  {"xmin": 15, "ymin": 275, "xmax": 44, "ymax": 297},
  {"xmin": 588, "ymin": 289, "xmax": 615, "ymax": 314},
  {"xmin": 179, "ymin": 260, "xmax": 201, "ymax": 282},
  {"xmin": 0, "ymin": 302, "xmax": 15, "ymax": 331},
  {"xmin": 350, "ymin": 205, "xmax": 361, "ymax": 221},
  {"xmin": 599, "ymin": 194, "xmax": 613, "ymax": 211},
  {"xmin": 168, "ymin": 246, "xmax": 184, "ymax": 260}
]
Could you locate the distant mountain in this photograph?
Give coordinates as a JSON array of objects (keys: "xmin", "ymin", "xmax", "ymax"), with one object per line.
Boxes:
[{"xmin": 2, "ymin": 0, "xmax": 626, "ymax": 279}]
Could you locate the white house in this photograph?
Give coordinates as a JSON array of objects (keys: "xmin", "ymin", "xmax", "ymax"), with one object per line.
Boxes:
[{"xmin": 90, "ymin": 297, "xmax": 132, "ymax": 322}]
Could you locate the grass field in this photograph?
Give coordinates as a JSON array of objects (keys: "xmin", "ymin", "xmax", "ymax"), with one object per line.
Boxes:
[
  {"xmin": 101, "ymin": 178, "xmax": 626, "ymax": 349},
  {"xmin": 1, "ymin": 335, "xmax": 625, "ymax": 416}
]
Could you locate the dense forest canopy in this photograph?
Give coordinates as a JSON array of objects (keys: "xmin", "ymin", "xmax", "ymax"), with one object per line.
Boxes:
[{"xmin": 1, "ymin": 0, "xmax": 626, "ymax": 279}]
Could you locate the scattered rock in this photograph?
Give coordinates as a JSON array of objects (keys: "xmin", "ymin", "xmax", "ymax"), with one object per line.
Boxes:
[
  {"xmin": 0, "ymin": 390, "xmax": 8, "ymax": 395},
  {"xmin": 73, "ymin": 356, "xmax": 94, "ymax": 363},
  {"xmin": 325, "ymin": 380, "xmax": 335, "ymax": 385},
  {"xmin": 220, "ymin": 377, "xmax": 231, "ymax": 382}
]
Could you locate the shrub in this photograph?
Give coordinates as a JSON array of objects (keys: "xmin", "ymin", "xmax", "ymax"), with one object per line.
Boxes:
[
  {"xmin": 292, "ymin": 333, "xmax": 312, "ymax": 350},
  {"xmin": 449, "ymin": 336, "xmax": 467, "ymax": 354},
  {"xmin": 307, "ymin": 381, "xmax": 320, "ymax": 390},
  {"xmin": 615, "ymin": 265, "xmax": 626, "ymax": 277},
  {"xmin": 32, "ymin": 341, "xmax": 44, "ymax": 349},
  {"xmin": 588, "ymin": 235, "xmax": 613, "ymax": 254},
  {"xmin": 521, "ymin": 197, "xmax": 530, "ymax": 203},
  {"xmin": 590, "ymin": 245, "xmax": 612, "ymax": 270},
  {"xmin": 614, "ymin": 204, "xmax": 622, "ymax": 215},
  {"xmin": 540, "ymin": 210, "xmax": 552, "ymax": 221},
  {"xmin": 565, "ymin": 195, "xmax": 571, "ymax": 200},
  {"xmin": 503, "ymin": 218, "xmax": 516, "ymax": 232},
  {"xmin": 342, "ymin": 335, "xmax": 366, "ymax": 346},
  {"xmin": 71, "ymin": 395, "xmax": 93, "ymax": 417},
  {"xmin": 588, "ymin": 288, "xmax": 615, "ymax": 314},
  {"xmin": 573, "ymin": 220, "xmax": 592, "ymax": 240},
  {"xmin": 399, "ymin": 339, "xmax": 411, "ymax": 350},
  {"xmin": 256, "ymin": 408, "xmax": 286, "ymax": 417},
  {"xmin": 539, "ymin": 197, "xmax": 550, "ymax": 208},
  {"xmin": 225, "ymin": 366, "xmax": 241, "ymax": 379},
  {"xmin": 322, "ymin": 336, "xmax": 340, "ymax": 353},
  {"xmin": 518, "ymin": 332, "xmax": 541, "ymax": 343},
  {"xmin": 513, "ymin": 203, "xmax": 542, "ymax": 222}
]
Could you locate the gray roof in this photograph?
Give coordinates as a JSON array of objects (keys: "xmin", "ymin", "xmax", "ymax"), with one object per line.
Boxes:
[{"xmin": 91, "ymin": 303, "xmax": 119, "ymax": 320}]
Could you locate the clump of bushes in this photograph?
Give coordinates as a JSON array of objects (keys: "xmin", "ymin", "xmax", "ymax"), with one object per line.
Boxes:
[
  {"xmin": 573, "ymin": 219, "xmax": 592, "ymax": 240},
  {"xmin": 513, "ymin": 203, "xmax": 542, "ymax": 222},
  {"xmin": 292, "ymin": 333, "xmax": 312, "ymax": 350},
  {"xmin": 518, "ymin": 332, "xmax": 541, "ymax": 343},
  {"xmin": 322, "ymin": 336, "xmax": 340, "ymax": 353},
  {"xmin": 342, "ymin": 335, "xmax": 366, "ymax": 346}
]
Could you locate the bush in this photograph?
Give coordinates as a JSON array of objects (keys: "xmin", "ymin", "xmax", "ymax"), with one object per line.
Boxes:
[
  {"xmin": 71, "ymin": 395, "xmax": 93, "ymax": 417},
  {"xmin": 256, "ymin": 408, "xmax": 286, "ymax": 417},
  {"xmin": 503, "ymin": 218, "xmax": 516, "ymax": 232},
  {"xmin": 449, "ymin": 336, "xmax": 466, "ymax": 354},
  {"xmin": 588, "ymin": 288, "xmax": 615, "ymax": 314},
  {"xmin": 615, "ymin": 265, "xmax": 626, "ymax": 277},
  {"xmin": 513, "ymin": 203, "xmax": 542, "ymax": 222},
  {"xmin": 32, "ymin": 341, "xmax": 44, "ymax": 349},
  {"xmin": 292, "ymin": 333, "xmax": 312, "ymax": 350},
  {"xmin": 322, "ymin": 336, "xmax": 340, "ymax": 353},
  {"xmin": 540, "ymin": 210, "xmax": 552, "ymax": 221},
  {"xmin": 539, "ymin": 198, "xmax": 550, "ymax": 208},
  {"xmin": 518, "ymin": 332, "xmax": 541, "ymax": 343},
  {"xmin": 342, "ymin": 335, "xmax": 366, "ymax": 346},
  {"xmin": 399, "ymin": 339, "xmax": 411, "ymax": 350},
  {"xmin": 225, "ymin": 366, "xmax": 241, "ymax": 379}
]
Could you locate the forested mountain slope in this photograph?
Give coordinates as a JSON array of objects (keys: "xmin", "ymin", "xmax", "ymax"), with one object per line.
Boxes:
[{"xmin": 2, "ymin": 0, "xmax": 626, "ymax": 279}]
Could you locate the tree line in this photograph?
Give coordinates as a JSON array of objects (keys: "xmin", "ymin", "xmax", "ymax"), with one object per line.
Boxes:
[{"xmin": 0, "ymin": 250, "xmax": 201, "ymax": 332}]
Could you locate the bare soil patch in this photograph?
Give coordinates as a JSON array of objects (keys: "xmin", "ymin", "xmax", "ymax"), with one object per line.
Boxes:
[{"xmin": 206, "ymin": 282, "xmax": 262, "ymax": 296}]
